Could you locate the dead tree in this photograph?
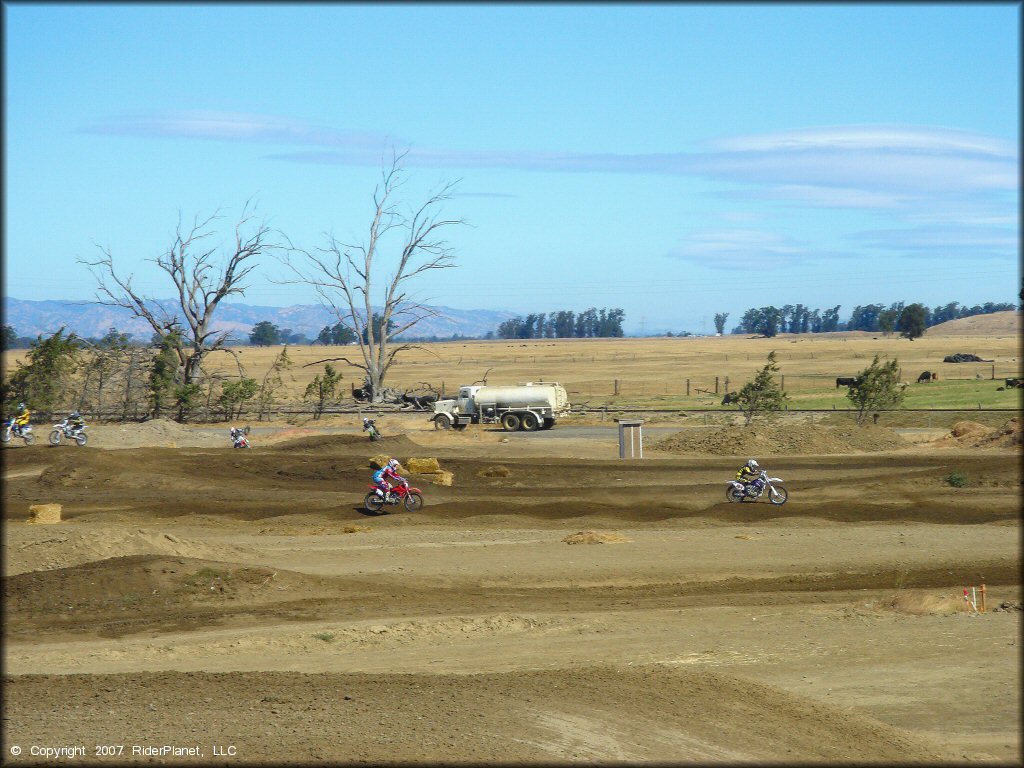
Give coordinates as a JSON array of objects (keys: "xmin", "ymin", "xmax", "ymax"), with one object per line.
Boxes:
[
  {"xmin": 281, "ymin": 151, "xmax": 464, "ymax": 403},
  {"xmin": 80, "ymin": 203, "xmax": 276, "ymax": 389}
]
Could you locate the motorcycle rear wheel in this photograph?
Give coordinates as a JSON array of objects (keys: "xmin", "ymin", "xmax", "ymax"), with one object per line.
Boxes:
[
  {"xmin": 726, "ymin": 486, "xmax": 745, "ymax": 503},
  {"xmin": 404, "ymin": 492, "xmax": 423, "ymax": 512},
  {"xmin": 49, "ymin": 430, "xmax": 63, "ymax": 446},
  {"xmin": 364, "ymin": 492, "xmax": 385, "ymax": 513},
  {"xmin": 1, "ymin": 428, "xmax": 11, "ymax": 443},
  {"xmin": 768, "ymin": 485, "xmax": 788, "ymax": 505}
]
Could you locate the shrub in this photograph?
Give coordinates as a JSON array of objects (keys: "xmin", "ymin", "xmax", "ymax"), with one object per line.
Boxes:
[{"xmin": 944, "ymin": 471, "xmax": 968, "ymax": 488}]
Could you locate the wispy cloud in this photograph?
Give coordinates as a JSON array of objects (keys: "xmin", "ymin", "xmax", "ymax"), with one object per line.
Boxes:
[
  {"xmin": 664, "ymin": 229, "xmax": 855, "ymax": 270},
  {"xmin": 84, "ymin": 111, "xmax": 1017, "ymax": 198},
  {"xmin": 81, "ymin": 110, "xmax": 396, "ymax": 150},
  {"xmin": 846, "ymin": 223, "xmax": 1018, "ymax": 259}
]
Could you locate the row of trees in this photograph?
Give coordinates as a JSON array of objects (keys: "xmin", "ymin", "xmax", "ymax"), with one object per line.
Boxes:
[
  {"xmin": 1, "ymin": 326, "xmax": 299, "ymax": 423},
  {"xmin": 731, "ymin": 300, "xmax": 1015, "ymax": 338},
  {"xmin": 495, "ymin": 308, "xmax": 626, "ymax": 339}
]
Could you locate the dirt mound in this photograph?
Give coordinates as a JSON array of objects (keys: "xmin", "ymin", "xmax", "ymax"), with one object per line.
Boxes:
[
  {"xmin": 562, "ymin": 531, "xmax": 631, "ymax": 545},
  {"xmin": 5, "ymin": 527, "xmax": 261, "ymax": 575},
  {"xmin": 272, "ymin": 433, "xmax": 421, "ymax": 456},
  {"xmin": 654, "ymin": 423, "xmax": 905, "ymax": 455},
  {"xmin": 4, "ymin": 555, "xmax": 341, "ymax": 637},
  {"xmin": 933, "ymin": 419, "xmax": 1021, "ymax": 448},
  {"xmin": 91, "ymin": 418, "xmax": 224, "ymax": 448}
]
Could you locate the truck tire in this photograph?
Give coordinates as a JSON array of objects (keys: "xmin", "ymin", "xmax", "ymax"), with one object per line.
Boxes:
[
  {"xmin": 434, "ymin": 414, "xmax": 453, "ymax": 430},
  {"xmin": 500, "ymin": 413, "xmax": 520, "ymax": 431},
  {"xmin": 542, "ymin": 418, "xmax": 555, "ymax": 430},
  {"xmin": 520, "ymin": 412, "xmax": 540, "ymax": 431}
]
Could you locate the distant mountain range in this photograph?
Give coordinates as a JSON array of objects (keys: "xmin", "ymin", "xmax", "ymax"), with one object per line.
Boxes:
[{"xmin": 2, "ymin": 297, "xmax": 518, "ymax": 342}]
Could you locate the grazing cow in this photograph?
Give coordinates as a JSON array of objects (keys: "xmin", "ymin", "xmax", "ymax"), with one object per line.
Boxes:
[
  {"xmin": 721, "ymin": 391, "xmax": 740, "ymax": 405},
  {"xmin": 835, "ymin": 377, "xmax": 856, "ymax": 388},
  {"xmin": 917, "ymin": 371, "xmax": 936, "ymax": 383},
  {"xmin": 1005, "ymin": 378, "xmax": 1023, "ymax": 389}
]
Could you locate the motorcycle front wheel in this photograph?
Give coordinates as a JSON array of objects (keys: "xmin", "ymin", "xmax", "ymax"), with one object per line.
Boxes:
[
  {"xmin": 75, "ymin": 433, "xmax": 88, "ymax": 447},
  {"xmin": 404, "ymin": 492, "xmax": 423, "ymax": 512},
  {"xmin": 364, "ymin": 492, "xmax": 385, "ymax": 513},
  {"xmin": 768, "ymin": 485, "xmax": 788, "ymax": 505},
  {"xmin": 726, "ymin": 486, "xmax": 745, "ymax": 503},
  {"xmin": 49, "ymin": 430, "xmax": 63, "ymax": 446}
]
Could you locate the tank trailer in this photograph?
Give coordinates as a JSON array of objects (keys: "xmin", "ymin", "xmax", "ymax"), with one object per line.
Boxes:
[{"xmin": 432, "ymin": 382, "xmax": 571, "ymax": 431}]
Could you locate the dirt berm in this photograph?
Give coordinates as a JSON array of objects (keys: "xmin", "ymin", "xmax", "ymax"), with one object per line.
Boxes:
[{"xmin": 654, "ymin": 423, "xmax": 905, "ymax": 455}]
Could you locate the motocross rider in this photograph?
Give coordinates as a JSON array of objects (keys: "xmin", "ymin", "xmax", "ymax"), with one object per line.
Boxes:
[
  {"xmin": 372, "ymin": 458, "xmax": 405, "ymax": 501},
  {"xmin": 13, "ymin": 402, "xmax": 31, "ymax": 434},
  {"xmin": 362, "ymin": 417, "xmax": 376, "ymax": 433},
  {"xmin": 736, "ymin": 459, "xmax": 764, "ymax": 496},
  {"xmin": 229, "ymin": 427, "xmax": 246, "ymax": 447},
  {"xmin": 67, "ymin": 411, "xmax": 86, "ymax": 433}
]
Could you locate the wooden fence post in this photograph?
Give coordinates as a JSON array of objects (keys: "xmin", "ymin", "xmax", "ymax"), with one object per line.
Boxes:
[
  {"xmin": 614, "ymin": 379, "xmax": 619, "ymax": 396},
  {"xmin": 686, "ymin": 379, "xmax": 690, "ymax": 396},
  {"xmin": 715, "ymin": 376, "xmax": 719, "ymax": 394},
  {"xmin": 781, "ymin": 374, "xmax": 785, "ymax": 391},
  {"xmin": 724, "ymin": 376, "xmax": 729, "ymax": 393}
]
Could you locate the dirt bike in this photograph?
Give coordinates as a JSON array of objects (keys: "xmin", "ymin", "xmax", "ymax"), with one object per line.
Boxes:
[
  {"xmin": 726, "ymin": 469, "xmax": 788, "ymax": 505},
  {"xmin": 2, "ymin": 419, "xmax": 35, "ymax": 445},
  {"xmin": 49, "ymin": 418, "xmax": 88, "ymax": 447},
  {"xmin": 364, "ymin": 480, "xmax": 423, "ymax": 513},
  {"xmin": 230, "ymin": 426, "xmax": 251, "ymax": 448},
  {"xmin": 363, "ymin": 420, "xmax": 382, "ymax": 441}
]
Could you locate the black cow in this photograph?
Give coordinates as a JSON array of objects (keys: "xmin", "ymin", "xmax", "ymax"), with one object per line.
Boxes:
[
  {"xmin": 917, "ymin": 371, "xmax": 937, "ymax": 383},
  {"xmin": 835, "ymin": 377, "xmax": 856, "ymax": 388},
  {"xmin": 721, "ymin": 391, "xmax": 740, "ymax": 405},
  {"xmin": 1005, "ymin": 378, "xmax": 1023, "ymax": 389}
]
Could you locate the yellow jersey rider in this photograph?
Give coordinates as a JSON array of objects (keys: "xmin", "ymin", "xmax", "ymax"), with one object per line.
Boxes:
[
  {"xmin": 735, "ymin": 459, "xmax": 764, "ymax": 496},
  {"xmin": 13, "ymin": 402, "xmax": 31, "ymax": 432}
]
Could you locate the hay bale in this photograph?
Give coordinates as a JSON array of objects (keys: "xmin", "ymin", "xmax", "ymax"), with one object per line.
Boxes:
[
  {"xmin": 562, "ymin": 530, "xmax": 631, "ymax": 545},
  {"xmin": 406, "ymin": 457, "xmax": 441, "ymax": 474},
  {"xmin": 28, "ymin": 504, "xmax": 62, "ymax": 524},
  {"xmin": 477, "ymin": 465, "xmax": 511, "ymax": 478},
  {"xmin": 429, "ymin": 470, "xmax": 454, "ymax": 487},
  {"xmin": 368, "ymin": 454, "xmax": 391, "ymax": 469}
]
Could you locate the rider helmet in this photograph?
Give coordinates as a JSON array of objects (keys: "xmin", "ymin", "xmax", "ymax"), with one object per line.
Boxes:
[
  {"xmin": 69, "ymin": 411, "xmax": 80, "ymax": 419},
  {"xmin": 18, "ymin": 402, "xmax": 25, "ymax": 410},
  {"xmin": 363, "ymin": 418, "xmax": 371, "ymax": 426},
  {"xmin": 387, "ymin": 458, "xmax": 399, "ymax": 471},
  {"xmin": 746, "ymin": 459, "xmax": 759, "ymax": 470}
]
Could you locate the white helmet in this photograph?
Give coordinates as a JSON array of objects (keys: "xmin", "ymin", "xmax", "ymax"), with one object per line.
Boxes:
[
  {"xmin": 363, "ymin": 418, "xmax": 370, "ymax": 426},
  {"xmin": 387, "ymin": 458, "xmax": 399, "ymax": 471},
  {"xmin": 746, "ymin": 459, "xmax": 759, "ymax": 469}
]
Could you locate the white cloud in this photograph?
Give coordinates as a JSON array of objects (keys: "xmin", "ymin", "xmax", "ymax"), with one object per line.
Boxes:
[{"xmin": 664, "ymin": 229, "xmax": 854, "ymax": 270}]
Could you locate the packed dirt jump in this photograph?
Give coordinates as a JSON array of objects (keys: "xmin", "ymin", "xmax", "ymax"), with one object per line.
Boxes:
[{"xmin": 2, "ymin": 416, "xmax": 1020, "ymax": 764}]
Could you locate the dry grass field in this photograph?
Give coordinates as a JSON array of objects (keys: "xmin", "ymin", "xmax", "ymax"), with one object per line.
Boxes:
[{"xmin": 2, "ymin": 311, "xmax": 1020, "ymax": 764}]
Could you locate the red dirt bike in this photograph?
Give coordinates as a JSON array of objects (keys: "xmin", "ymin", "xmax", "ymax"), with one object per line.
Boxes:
[{"xmin": 364, "ymin": 480, "xmax": 424, "ymax": 513}]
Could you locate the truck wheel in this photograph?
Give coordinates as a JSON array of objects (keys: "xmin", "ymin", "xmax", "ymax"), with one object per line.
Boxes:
[
  {"xmin": 500, "ymin": 413, "xmax": 520, "ymax": 431},
  {"xmin": 542, "ymin": 418, "xmax": 555, "ymax": 430},
  {"xmin": 520, "ymin": 412, "xmax": 540, "ymax": 431},
  {"xmin": 434, "ymin": 414, "xmax": 453, "ymax": 430}
]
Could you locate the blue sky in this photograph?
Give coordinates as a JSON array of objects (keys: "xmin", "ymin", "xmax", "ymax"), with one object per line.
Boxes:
[{"xmin": 4, "ymin": 3, "xmax": 1019, "ymax": 334}]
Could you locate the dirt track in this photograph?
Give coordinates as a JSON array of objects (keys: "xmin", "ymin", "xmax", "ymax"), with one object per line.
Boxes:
[{"xmin": 2, "ymin": 421, "xmax": 1020, "ymax": 764}]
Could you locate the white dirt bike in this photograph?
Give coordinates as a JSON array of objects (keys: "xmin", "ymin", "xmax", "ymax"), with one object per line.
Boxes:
[
  {"xmin": 49, "ymin": 418, "xmax": 88, "ymax": 447},
  {"xmin": 726, "ymin": 469, "xmax": 788, "ymax": 505},
  {"xmin": 2, "ymin": 419, "xmax": 35, "ymax": 445}
]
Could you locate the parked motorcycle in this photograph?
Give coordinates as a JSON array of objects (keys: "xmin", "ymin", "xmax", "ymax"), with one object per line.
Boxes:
[
  {"xmin": 230, "ymin": 426, "xmax": 251, "ymax": 449},
  {"xmin": 726, "ymin": 469, "xmax": 788, "ymax": 505},
  {"xmin": 363, "ymin": 419, "xmax": 382, "ymax": 441},
  {"xmin": 49, "ymin": 417, "xmax": 88, "ymax": 447},
  {"xmin": 1, "ymin": 419, "xmax": 35, "ymax": 445},
  {"xmin": 364, "ymin": 480, "xmax": 423, "ymax": 513}
]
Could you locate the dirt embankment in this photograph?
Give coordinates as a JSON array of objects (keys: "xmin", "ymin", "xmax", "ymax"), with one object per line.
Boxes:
[
  {"xmin": 931, "ymin": 418, "xmax": 1021, "ymax": 449},
  {"xmin": 653, "ymin": 423, "xmax": 906, "ymax": 455}
]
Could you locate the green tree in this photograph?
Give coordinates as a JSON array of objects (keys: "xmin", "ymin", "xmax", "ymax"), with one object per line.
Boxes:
[
  {"xmin": 735, "ymin": 350, "xmax": 788, "ymax": 426},
  {"xmin": 3, "ymin": 327, "xmax": 81, "ymax": 416},
  {"xmin": 303, "ymin": 363, "xmax": 341, "ymax": 420},
  {"xmin": 713, "ymin": 312, "xmax": 729, "ymax": 335},
  {"xmin": 897, "ymin": 303, "xmax": 927, "ymax": 340},
  {"xmin": 149, "ymin": 331, "xmax": 182, "ymax": 418},
  {"xmin": 877, "ymin": 309, "xmax": 897, "ymax": 337},
  {"xmin": 2, "ymin": 325, "xmax": 17, "ymax": 350},
  {"xmin": 249, "ymin": 321, "xmax": 281, "ymax": 346},
  {"xmin": 79, "ymin": 327, "xmax": 131, "ymax": 414},
  {"xmin": 256, "ymin": 347, "xmax": 295, "ymax": 420},
  {"xmin": 846, "ymin": 355, "xmax": 905, "ymax": 425},
  {"xmin": 218, "ymin": 377, "xmax": 259, "ymax": 420}
]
